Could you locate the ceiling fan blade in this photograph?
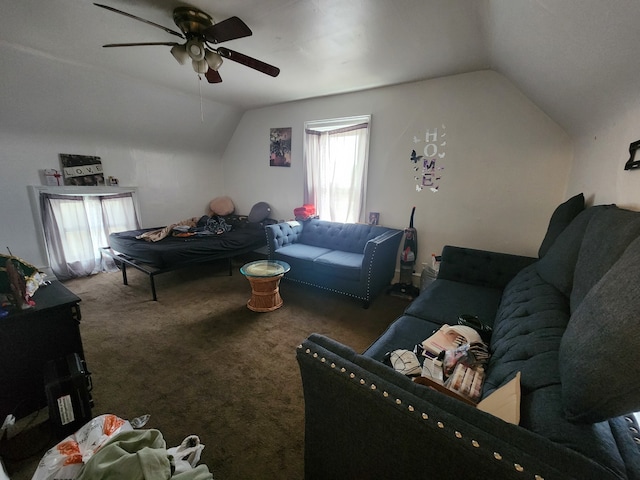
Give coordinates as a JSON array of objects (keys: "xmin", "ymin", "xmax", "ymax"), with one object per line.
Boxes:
[
  {"xmin": 103, "ymin": 42, "xmax": 179, "ymax": 48},
  {"xmin": 205, "ymin": 69, "xmax": 223, "ymax": 84},
  {"xmin": 203, "ymin": 16, "xmax": 252, "ymax": 44},
  {"xmin": 94, "ymin": 3, "xmax": 184, "ymax": 39},
  {"xmin": 216, "ymin": 47, "xmax": 280, "ymax": 77}
]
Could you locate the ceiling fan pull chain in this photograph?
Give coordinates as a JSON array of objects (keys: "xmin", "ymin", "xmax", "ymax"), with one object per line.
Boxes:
[{"xmin": 198, "ymin": 74, "xmax": 204, "ymax": 122}]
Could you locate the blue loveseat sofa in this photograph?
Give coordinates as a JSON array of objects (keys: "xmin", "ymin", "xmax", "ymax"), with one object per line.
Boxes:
[
  {"xmin": 297, "ymin": 195, "xmax": 640, "ymax": 479},
  {"xmin": 265, "ymin": 219, "xmax": 403, "ymax": 307}
]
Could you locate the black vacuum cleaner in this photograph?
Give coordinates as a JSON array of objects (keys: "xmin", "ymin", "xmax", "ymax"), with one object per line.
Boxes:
[{"xmin": 389, "ymin": 206, "xmax": 421, "ymax": 299}]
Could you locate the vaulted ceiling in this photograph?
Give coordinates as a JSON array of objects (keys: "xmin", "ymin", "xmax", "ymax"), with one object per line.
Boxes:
[{"xmin": 2, "ymin": 0, "xmax": 639, "ymax": 138}]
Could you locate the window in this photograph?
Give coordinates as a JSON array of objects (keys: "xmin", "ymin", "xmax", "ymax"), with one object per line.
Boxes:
[
  {"xmin": 34, "ymin": 188, "xmax": 140, "ymax": 280},
  {"xmin": 304, "ymin": 115, "xmax": 371, "ymax": 223}
]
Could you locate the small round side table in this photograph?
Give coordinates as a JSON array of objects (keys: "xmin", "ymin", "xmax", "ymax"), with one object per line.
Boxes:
[{"xmin": 240, "ymin": 260, "xmax": 291, "ymax": 312}]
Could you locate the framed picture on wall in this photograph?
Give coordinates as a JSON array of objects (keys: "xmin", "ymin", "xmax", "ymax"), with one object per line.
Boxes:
[
  {"xmin": 270, "ymin": 127, "xmax": 291, "ymax": 167},
  {"xmin": 60, "ymin": 154, "xmax": 105, "ymax": 186}
]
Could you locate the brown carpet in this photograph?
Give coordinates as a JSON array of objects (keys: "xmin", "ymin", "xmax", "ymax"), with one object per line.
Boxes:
[{"xmin": 3, "ymin": 256, "xmax": 408, "ymax": 479}]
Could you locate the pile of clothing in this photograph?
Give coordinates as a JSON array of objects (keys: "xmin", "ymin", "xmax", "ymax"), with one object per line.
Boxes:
[
  {"xmin": 294, "ymin": 204, "xmax": 316, "ymax": 221},
  {"xmin": 137, "ymin": 215, "xmax": 232, "ymax": 242},
  {"xmin": 173, "ymin": 215, "xmax": 233, "ymax": 237}
]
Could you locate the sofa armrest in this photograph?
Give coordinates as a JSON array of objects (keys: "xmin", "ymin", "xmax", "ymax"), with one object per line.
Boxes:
[
  {"xmin": 437, "ymin": 245, "xmax": 536, "ymax": 289},
  {"xmin": 361, "ymin": 229, "xmax": 403, "ymax": 294},
  {"xmin": 265, "ymin": 221, "xmax": 303, "ymax": 256},
  {"xmin": 298, "ymin": 334, "xmax": 618, "ymax": 480}
]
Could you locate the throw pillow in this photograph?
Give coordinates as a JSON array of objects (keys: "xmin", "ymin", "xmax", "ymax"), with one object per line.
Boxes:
[
  {"xmin": 570, "ymin": 206, "xmax": 640, "ymax": 312},
  {"xmin": 559, "ymin": 234, "xmax": 640, "ymax": 423},
  {"xmin": 536, "ymin": 206, "xmax": 608, "ymax": 296},
  {"xmin": 209, "ymin": 196, "xmax": 235, "ymax": 216},
  {"xmin": 538, "ymin": 193, "xmax": 585, "ymax": 258},
  {"xmin": 477, "ymin": 371, "xmax": 521, "ymax": 425},
  {"xmin": 248, "ymin": 202, "xmax": 271, "ymax": 223}
]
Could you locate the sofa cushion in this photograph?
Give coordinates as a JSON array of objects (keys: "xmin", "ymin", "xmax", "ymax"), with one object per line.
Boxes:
[
  {"xmin": 570, "ymin": 206, "xmax": 640, "ymax": 311},
  {"xmin": 538, "ymin": 193, "xmax": 585, "ymax": 258},
  {"xmin": 484, "ymin": 264, "xmax": 569, "ymax": 398},
  {"xmin": 536, "ymin": 206, "xmax": 607, "ymax": 297},
  {"xmin": 313, "ymin": 250, "xmax": 363, "ymax": 281},
  {"xmin": 404, "ymin": 279, "xmax": 503, "ymax": 328},
  {"xmin": 299, "ymin": 220, "xmax": 387, "ymax": 254},
  {"xmin": 560, "ymin": 234, "xmax": 640, "ymax": 423},
  {"xmin": 274, "ymin": 243, "xmax": 331, "ymax": 262},
  {"xmin": 437, "ymin": 246, "xmax": 535, "ymax": 290}
]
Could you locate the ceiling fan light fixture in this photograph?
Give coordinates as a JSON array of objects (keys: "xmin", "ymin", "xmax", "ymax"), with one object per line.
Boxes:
[
  {"xmin": 186, "ymin": 38, "xmax": 205, "ymax": 61},
  {"xmin": 205, "ymin": 49, "xmax": 223, "ymax": 71},
  {"xmin": 192, "ymin": 58, "xmax": 208, "ymax": 74},
  {"xmin": 95, "ymin": 4, "xmax": 280, "ymax": 84},
  {"xmin": 170, "ymin": 44, "xmax": 189, "ymax": 65}
]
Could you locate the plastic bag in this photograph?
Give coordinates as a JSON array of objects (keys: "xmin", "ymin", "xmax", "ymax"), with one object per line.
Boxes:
[
  {"xmin": 167, "ymin": 435, "xmax": 206, "ymax": 474},
  {"xmin": 31, "ymin": 414, "xmax": 132, "ymax": 480}
]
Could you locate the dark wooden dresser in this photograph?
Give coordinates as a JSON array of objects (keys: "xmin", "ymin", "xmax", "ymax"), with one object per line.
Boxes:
[{"xmin": 0, "ymin": 281, "xmax": 87, "ymax": 420}]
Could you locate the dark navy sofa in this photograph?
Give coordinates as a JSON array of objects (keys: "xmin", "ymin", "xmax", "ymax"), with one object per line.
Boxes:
[
  {"xmin": 297, "ymin": 195, "xmax": 640, "ymax": 479},
  {"xmin": 265, "ymin": 219, "xmax": 402, "ymax": 307}
]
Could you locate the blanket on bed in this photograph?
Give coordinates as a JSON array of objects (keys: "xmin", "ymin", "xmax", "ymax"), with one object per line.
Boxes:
[{"xmin": 136, "ymin": 217, "xmax": 200, "ymax": 242}]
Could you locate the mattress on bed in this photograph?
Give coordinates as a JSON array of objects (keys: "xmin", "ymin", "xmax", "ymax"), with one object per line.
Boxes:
[{"xmin": 109, "ymin": 216, "xmax": 273, "ymax": 269}]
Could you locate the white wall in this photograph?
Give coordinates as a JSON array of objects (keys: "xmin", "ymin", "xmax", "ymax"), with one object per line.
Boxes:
[
  {"xmin": 1, "ymin": 37, "xmax": 576, "ymax": 272},
  {"xmin": 0, "ymin": 44, "xmax": 243, "ymax": 268},
  {"xmin": 223, "ymin": 70, "xmax": 573, "ymax": 266},
  {"xmin": 566, "ymin": 100, "xmax": 640, "ymax": 210}
]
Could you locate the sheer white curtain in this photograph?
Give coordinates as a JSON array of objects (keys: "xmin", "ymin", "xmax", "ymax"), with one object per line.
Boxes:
[
  {"xmin": 41, "ymin": 192, "xmax": 139, "ymax": 280},
  {"xmin": 304, "ymin": 118, "xmax": 370, "ymax": 223},
  {"xmin": 101, "ymin": 194, "xmax": 139, "ymax": 235}
]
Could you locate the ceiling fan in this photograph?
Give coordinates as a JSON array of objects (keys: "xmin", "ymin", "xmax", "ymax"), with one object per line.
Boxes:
[{"xmin": 94, "ymin": 3, "xmax": 280, "ymax": 84}]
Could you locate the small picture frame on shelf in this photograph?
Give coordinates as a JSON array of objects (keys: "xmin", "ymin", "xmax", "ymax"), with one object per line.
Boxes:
[
  {"xmin": 368, "ymin": 212, "xmax": 380, "ymax": 225},
  {"xmin": 41, "ymin": 169, "xmax": 63, "ymax": 186}
]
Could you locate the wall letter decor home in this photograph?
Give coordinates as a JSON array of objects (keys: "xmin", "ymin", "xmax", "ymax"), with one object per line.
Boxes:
[{"xmin": 410, "ymin": 125, "xmax": 447, "ymax": 192}]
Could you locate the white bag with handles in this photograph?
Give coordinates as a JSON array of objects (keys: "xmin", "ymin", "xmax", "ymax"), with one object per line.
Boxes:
[{"xmin": 31, "ymin": 414, "xmax": 132, "ymax": 480}]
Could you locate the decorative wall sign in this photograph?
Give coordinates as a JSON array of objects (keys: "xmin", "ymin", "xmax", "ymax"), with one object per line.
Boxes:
[
  {"xmin": 624, "ymin": 140, "xmax": 640, "ymax": 170},
  {"xmin": 270, "ymin": 127, "xmax": 291, "ymax": 167},
  {"xmin": 410, "ymin": 125, "xmax": 447, "ymax": 192},
  {"xmin": 60, "ymin": 154, "xmax": 105, "ymax": 186}
]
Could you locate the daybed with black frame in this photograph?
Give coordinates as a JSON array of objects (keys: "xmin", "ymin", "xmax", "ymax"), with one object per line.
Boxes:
[{"xmin": 103, "ymin": 200, "xmax": 274, "ymax": 300}]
